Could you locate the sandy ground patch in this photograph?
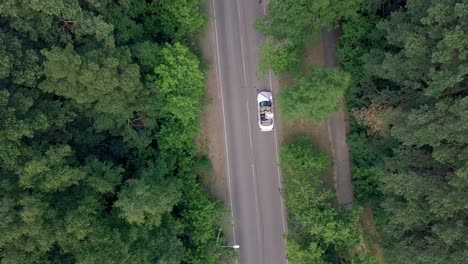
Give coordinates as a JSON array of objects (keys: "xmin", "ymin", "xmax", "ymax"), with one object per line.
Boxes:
[
  {"xmin": 197, "ymin": 4, "xmax": 228, "ymax": 203},
  {"xmin": 360, "ymin": 205, "xmax": 386, "ymax": 264}
]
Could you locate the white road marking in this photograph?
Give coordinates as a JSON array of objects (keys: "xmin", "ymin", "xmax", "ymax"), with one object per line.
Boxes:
[
  {"xmin": 269, "ymin": 72, "xmax": 288, "ymax": 234},
  {"xmin": 212, "ymin": 0, "xmax": 288, "ymax": 262},
  {"xmin": 211, "ymin": 0, "xmax": 238, "ymax": 256},
  {"xmin": 263, "ymin": 1, "xmax": 289, "ymax": 262},
  {"xmin": 235, "ymin": 0, "xmax": 264, "ymax": 261}
]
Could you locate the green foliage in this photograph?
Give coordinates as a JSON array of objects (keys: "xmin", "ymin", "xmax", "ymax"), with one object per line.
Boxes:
[
  {"xmin": 378, "ymin": 147, "xmax": 467, "ymax": 264},
  {"xmin": 115, "ymin": 167, "xmax": 181, "ymax": 227},
  {"xmin": 346, "ymin": 129, "xmax": 396, "ymax": 203},
  {"xmin": 340, "ymin": 0, "xmax": 468, "ymax": 263},
  {"xmin": 338, "ymin": 14, "xmax": 382, "ymax": 105},
  {"xmin": 280, "ymin": 137, "xmax": 364, "ymax": 263},
  {"xmin": 348, "ymin": 252, "xmax": 378, "ymax": 264},
  {"xmin": 286, "ymin": 240, "xmax": 326, "ymax": 264},
  {"xmin": 0, "ymin": 0, "xmax": 224, "ymax": 263},
  {"xmin": 257, "ymin": 0, "xmax": 361, "ymax": 73},
  {"xmin": 0, "ymin": 89, "xmax": 49, "ymax": 169},
  {"xmin": 279, "ymin": 67, "xmax": 350, "ymax": 121},
  {"xmin": 41, "ymin": 44, "xmax": 143, "ymax": 131},
  {"xmin": 155, "ymin": 43, "xmax": 205, "ymax": 128},
  {"xmin": 364, "ymin": 0, "xmax": 467, "ymax": 98},
  {"xmin": 258, "ymin": 37, "xmax": 301, "ymax": 75},
  {"xmin": 154, "ymin": 43, "xmax": 206, "ymax": 160},
  {"xmin": 0, "ymin": 0, "xmax": 114, "ymax": 44},
  {"xmin": 257, "ymin": 0, "xmax": 361, "ymax": 42},
  {"xmin": 155, "ymin": 0, "xmax": 206, "ymax": 42},
  {"xmin": 178, "ymin": 174, "xmax": 225, "ymax": 264},
  {"xmin": 351, "ymin": 165, "xmax": 378, "ymax": 202},
  {"xmin": 20, "ymin": 145, "xmax": 86, "ymax": 192},
  {"xmin": 89, "ymin": 0, "xmax": 205, "ymax": 45},
  {"xmin": 386, "ymin": 98, "xmax": 468, "ymax": 166},
  {"xmin": 281, "ymin": 137, "xmax": 331, "ymax": 176}
]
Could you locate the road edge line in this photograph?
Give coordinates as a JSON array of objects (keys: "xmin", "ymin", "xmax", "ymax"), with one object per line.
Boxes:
[
  {"xmin": 235, "ymin": 0, "xmax": 264, "ymax": 260},
  {"xmin": 211, "ymin": 0, "xmax": 238, "ymax": 253}
]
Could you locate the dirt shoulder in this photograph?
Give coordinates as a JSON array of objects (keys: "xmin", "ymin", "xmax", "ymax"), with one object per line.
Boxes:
[
  {"xmin": 360, "ymin": 205, "xmax": 386, "ymax": 264},
  {"xmin": 197, "ymin": 3, "xmax": 228, "ymax": 203}
]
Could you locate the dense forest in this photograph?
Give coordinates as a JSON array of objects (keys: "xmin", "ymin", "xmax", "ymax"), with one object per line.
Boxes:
[
  {"xmin": 260, "ymin": 0, "xmax": 467, "ymax": 263},
  {"xmin": 0, "ymin": 1, "xmax": 225, "ymax": 263},
  {"xmin": 340, "ymin": 0, "xmax": 467, "ymax": 263}
]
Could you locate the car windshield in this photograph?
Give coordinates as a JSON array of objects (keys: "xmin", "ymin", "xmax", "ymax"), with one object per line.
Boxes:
[{"xmin": 259, "ymin": 101, "xmax": 272, "ymax": 107}]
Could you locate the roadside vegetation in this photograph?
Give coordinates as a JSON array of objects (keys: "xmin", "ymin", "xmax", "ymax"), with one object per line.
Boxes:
[
  {"xmin": 0, "ymin": 0, "xmax": 227, "ymax": 263},
  {"xmin": 281, "ymin": 138, "xmax": 375, "ymax": 263},
  {"xmin": 259, "ymin": 0, "xmax": 370, "ymax": 263},
  {"xmin": 261, "ymin": 0, "xmax": 467, "ymax": 263},
  {"xmin": 256, "ymin": 0, "xmax": 361, "ymax": 76},
  {"xmin": 278, "ymin": 66, "xmax": 350, "ymax": 122},
  {"xmin": 257, "ymin": 0, "xmax": 359, "ymax": 122},
  {"xmin": 339, "ymin": 0, "xmax": 467, "ymax": 263}
]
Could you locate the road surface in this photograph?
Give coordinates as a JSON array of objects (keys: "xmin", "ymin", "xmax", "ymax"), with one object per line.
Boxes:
[{"xmin": 210, "ymin": 0, "xmax": 288, "ymax": 263}]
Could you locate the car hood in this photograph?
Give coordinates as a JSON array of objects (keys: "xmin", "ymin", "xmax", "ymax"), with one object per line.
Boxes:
[{"xmin": 257, "ymin": 91, "xmax": 272, "ymax": 102}]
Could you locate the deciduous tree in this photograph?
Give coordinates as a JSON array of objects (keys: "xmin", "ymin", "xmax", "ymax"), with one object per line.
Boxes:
[{"xmin": 279, "ymin": 67, "xmax": 349, "ymax": 121}]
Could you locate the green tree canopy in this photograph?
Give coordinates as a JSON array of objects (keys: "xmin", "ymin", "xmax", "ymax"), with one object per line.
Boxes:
[
  {"xmin": 256, "ymin": 0, "xmax": 361, "ymax": 73},
  {"xmin": 280, "ymin": 137, "xmax": 362, "ymax": 263},
  {"xmin": 339, "ymin": 0, "xmax": 468, "ymax": 263},
  {"xmin": 257, "ymin": 0, "xmax": 360, "ymax": 42},
  {"xmin": 115, "ymin": 166, "xmax": 181, "ymax": 227},
  {"xmin": 279, "ymin": 66, "xmax": 350, "ymax": 121},
  {"xmin": 0, "ymin": 0, "xmax": 225, "ymax": 263},
  {"xmin": 40, "ymin": 44, "xmax": 144, "ymax": 131}
]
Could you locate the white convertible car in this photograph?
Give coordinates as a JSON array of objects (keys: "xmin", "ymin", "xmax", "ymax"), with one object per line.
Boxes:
[{"xmin": 257, "ymin": 91, "xmax": 274, "ymax": 131}]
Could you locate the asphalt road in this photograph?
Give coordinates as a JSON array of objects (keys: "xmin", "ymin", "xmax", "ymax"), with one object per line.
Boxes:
[{"xmin": 211, "ymin": 0, "xmax": 288, "ymax": 263}]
